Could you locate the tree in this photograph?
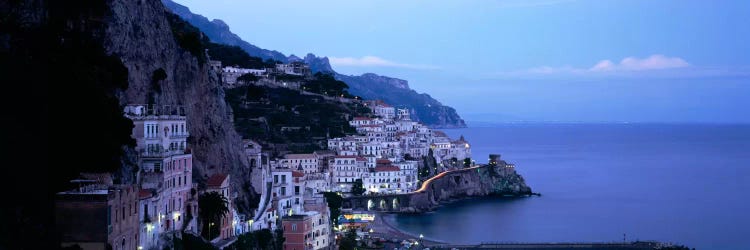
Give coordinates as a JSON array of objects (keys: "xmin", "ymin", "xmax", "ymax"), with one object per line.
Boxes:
[
  {"xmin": 350, "ymin": 179, "xmax": 366, "ymax": 196},
  {"xmin": 339, "ymin": 228, "xmax": 358, "ymax": 250},
  {"xmin": 302, "ymin": 72, "xmax": 350, "ymax": 97},
  {"xmin": 273, "ymin": 229, "xmax": 286, "ymax": 250},
  {"xmin": 404, "ymin": 153, "xmax": 415, "ymax": 161},
  {"xmin": 232, "ymin": 232, "xmax": 256, "ymax": 249},
  {"xmin": 464, "ymin": 157, "xmax": 472, "ymax": 168},
  {"xmin": 323, "ymin": 192, "xmax": 343, "ymax": 225},
  {"xmin": 255, "ymin": 229, "xmax": 274, "ymax": 249},
  {"xmin": 237, "ymin": 73, "xmax": 258, "ymax": 83},
  {"xmin": 198, "ymin": 192, "xmax": 229, "ymax": 240}
]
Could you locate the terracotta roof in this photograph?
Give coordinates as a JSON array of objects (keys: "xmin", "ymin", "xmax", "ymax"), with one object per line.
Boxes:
[
  {"xmin": 284, "ymin": 154, "xmax": 316, "ymax": 159},
  {"xmin": 334, "ymin": 155, "xmax": 358, "ymax": 159},
  {"xmin": 376, "ymin": 159, "xmax": 392, "ymax": 164},
  {"xmin": 292, "ymin": 171, "xmax": 305, "ymax": 177},
  {"xmin": 374, "ymin": 166, "xmax": 400, "ymax": 172},
  {"xmin": 139, "ymin": 189, "xmax": 154, "ymax": 199},
  {"xmin": 207, "ymin": 174, "xmax": 229, "ymax": 187}
]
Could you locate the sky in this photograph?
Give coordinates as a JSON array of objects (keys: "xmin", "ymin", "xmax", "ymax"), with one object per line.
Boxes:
[{"xmin": 175, "ymin": 0, "xmax": 750, "ymax": 123}]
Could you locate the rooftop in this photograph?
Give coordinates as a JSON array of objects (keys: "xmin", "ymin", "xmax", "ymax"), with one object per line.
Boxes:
[
  {"xmin": 207, "ymin": 174, "xmax": 229, "ymax": 187},
  {"xmin": 292, "ymin": 171, "xmax": 305, "ymax": 178},
  {"xmin": 374, "ymin": 166, "xmax": 400, "ymax": 172},
  {"xmin": 284, "ymin": 153, "xmax": 316, "ymax": 159}
]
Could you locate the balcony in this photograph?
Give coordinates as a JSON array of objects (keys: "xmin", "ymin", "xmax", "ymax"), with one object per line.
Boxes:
[
  {"xmin": 170, "ymin": 133, "xmax": 189, "ymax": 139},
  {"xmin": 139, "ymin": 148, "xmax": 189, "ymax": 158}
]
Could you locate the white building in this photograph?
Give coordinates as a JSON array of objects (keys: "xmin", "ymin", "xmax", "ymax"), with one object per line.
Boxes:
[
  {"xmin": 280, "ymin": 153, "xmax": 319, "ymax": 174},
  {"xmin": 125, "ymin": 105, "xmax": 196, "ymax": 250},
  {"xmin": 222, "ymin": 66, "xmax": 266, "ymax": 86}
]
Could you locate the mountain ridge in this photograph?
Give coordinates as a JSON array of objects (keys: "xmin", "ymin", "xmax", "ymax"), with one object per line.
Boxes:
[{"xmin": 162, "ymin": 0, "xmax": 466, "ymax": 128}]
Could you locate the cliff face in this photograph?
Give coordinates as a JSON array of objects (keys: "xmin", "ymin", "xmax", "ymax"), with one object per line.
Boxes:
[
  {"xmin": 104, "ymin": 0, "xmax": 256, "ymax": 212},
  {"xmin": 405, "ymin": 164, "xmax": 532, "ymax": 212},
  {"xmin": 160, "ymin": 0, "xmax": 287, "ymax": 62}
]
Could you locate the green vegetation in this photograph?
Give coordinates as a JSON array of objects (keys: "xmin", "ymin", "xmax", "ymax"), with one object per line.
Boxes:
[
  {"xmin": 338, "ymin": 228, "xmax": 359, "ymax": 250},
  {"xmin": 237, "ymin": 73, "xmax": 259, "ymax": 82},
  {"xmin": 225, "ymin": 84, "xmax": 370, "ymax": 154},
  {"xmin": 205, "ymin": 42, "xmax": 277, "ymax": 69},
  {"xmin": 166, "ymin": 12, "xmax": 207, "ymax": 63},
  {"xmin": 419, "ymin": 149, "xmax": 436, "ymax": 179},
  {"xmin": 172, "ymin": 233, "xmax": 216, "ymax": 250},
  {"xmin": 272, "ymin": 73, "xmax": 306, "ymax": 82},
  {"xmin": 351, "ymin": 179, "xmax": 365, "ymax": 196},
  {"xmin": 464, "ymin": 157, "xmax": 472, "ymax": 168},
  {"xmin": 302, "ymin": 72, "xmax": 352, "ymax": 97},
  {"xmin": 323, "ymin": 192, "xmax": 343, "ymax": 225},
  {"xmin": 229, "ymin": 229, "xmax": 281, "ymax": 250},
  {"xmin": 199, "ymin": 192, "xmax": 230, "ymax": 240},
  {"xmin": 273, "ymin": 229, "xmax": 285, "ymax": 250}
]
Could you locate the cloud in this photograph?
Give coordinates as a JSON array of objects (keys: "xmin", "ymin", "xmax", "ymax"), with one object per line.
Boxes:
[
  {"xmin": 329, "ymin": 56, "xmax": 439, "ymax": 70},
  {"xmin": 495, "ymin": 54, "xmax": 694, "ymax": 77},
  {"xmin": 590, "ymin": 55, "xmax": 690, "ymax": 72}
]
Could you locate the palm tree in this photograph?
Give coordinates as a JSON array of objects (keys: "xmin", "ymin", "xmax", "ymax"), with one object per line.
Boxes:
[{"xmin": 199, "ymin": 192, "xmax": 229, "ymax": 240}]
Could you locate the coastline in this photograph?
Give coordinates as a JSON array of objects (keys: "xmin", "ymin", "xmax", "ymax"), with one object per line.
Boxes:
[{"xmin": 369, "ymin": 212, "xmax": 447, "ymax": 246}]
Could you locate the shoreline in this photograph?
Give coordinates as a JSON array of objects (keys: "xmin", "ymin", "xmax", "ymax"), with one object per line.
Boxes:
[{"xmin": 369, "ymin": 212, "xmax": 447, "ymax": 246}]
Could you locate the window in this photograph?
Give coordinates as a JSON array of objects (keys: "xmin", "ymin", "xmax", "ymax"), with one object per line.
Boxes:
[
  {"xmin": 291, "ymin": 223, "xmax": 297, "ymax": 231},
  {"xmin": 274, "ymin": 175, "xmax": 278, "ymax": 183},
  {"xmin": 294, "ymin": 186, "xmax": 300, "ymax": 195},
  {"xmin": 281, "ymin": 175, "xmax": 286, "ymax": 183},
  {"xmin": 106, "ymin": 206, "xmax": 114, "ymax": 233},
  {"xmin": 280, "ymin": 187, "xmax": 286, "ymax": 196}
]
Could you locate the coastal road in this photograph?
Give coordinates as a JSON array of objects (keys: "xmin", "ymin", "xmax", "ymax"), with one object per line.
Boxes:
[{"xmin": 415, "ymin": 165, "xmax": 483, "ymax": 193}]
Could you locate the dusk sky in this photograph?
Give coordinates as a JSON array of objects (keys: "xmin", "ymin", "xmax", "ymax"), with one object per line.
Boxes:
[{"xmin": 175, "ymin": 0, "xmax": 750, "ymax": 123}]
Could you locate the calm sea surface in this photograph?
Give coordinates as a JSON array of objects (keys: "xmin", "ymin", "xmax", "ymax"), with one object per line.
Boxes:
[{"xmin": 388, "ymin": 124, "xmax": 750, "ymax": 249}]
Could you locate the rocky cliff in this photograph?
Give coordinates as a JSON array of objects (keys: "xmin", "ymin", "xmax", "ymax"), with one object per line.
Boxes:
[
  {"xmin": 406, "ymin": 163, "xmax": 532, "ymax": 212},
  {"xmin": 104, "ymin": 0, "xmax": 256, "ymax": 212},
  {"xmin": 161, "ymin": 0, "xmax": 287, "ymax": 62}
]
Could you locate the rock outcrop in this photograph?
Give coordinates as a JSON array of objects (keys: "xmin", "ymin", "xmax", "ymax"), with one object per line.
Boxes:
[
  {"xmin": 343, "ymin": 162, "xmax": 532, "ymax": 213},
  {"xmin": 406, "ymin": 164, "xmax": 532, "ymax": 212},
  {"xmin": 104, "ymin": 0, "xmax": 256, "ymax": 212}
]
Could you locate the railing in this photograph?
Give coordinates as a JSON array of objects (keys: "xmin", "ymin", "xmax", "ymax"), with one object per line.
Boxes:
[
  {"xmin": 139, "ymin": 148, "xmax": 188, "ymax": 158},
  {"xmin": 169, "ymin": 133, "xmax": 189, "ymax": 139}
]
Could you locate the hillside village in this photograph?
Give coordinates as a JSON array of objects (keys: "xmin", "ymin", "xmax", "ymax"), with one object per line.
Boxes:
[{"xmin": 55, "ymin": 57, "xmax": 473, "ymax": 250}]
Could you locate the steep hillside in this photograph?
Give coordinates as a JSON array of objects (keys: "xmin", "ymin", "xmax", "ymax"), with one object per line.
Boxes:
[
  {"xmin": 226, "ymin": 85, "xmax": 371, "ymax": 157},
  {"xmin": 162, "ymin": 0, "xmax": 466, "ymax": 128},
  {"xmin": 161, "ymin": 0, "xmax": 287, "ymax": 62},
  {"xmin": 104, "ymin": 0, "xmax": 257, "ymax": 212}
]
